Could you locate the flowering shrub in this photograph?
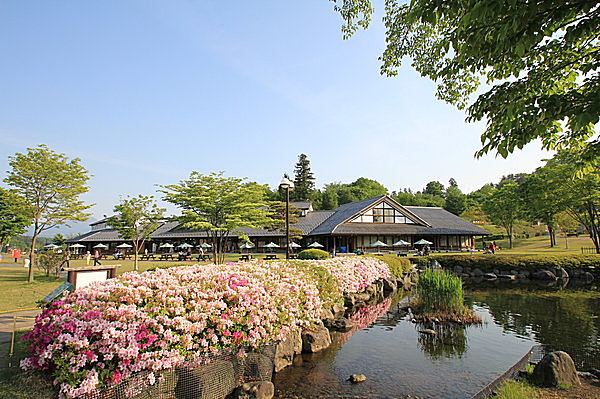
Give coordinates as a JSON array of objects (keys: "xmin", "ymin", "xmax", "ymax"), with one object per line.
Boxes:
[
  {"xmin": 316, "ymin": 256, "xmax": 392, "ymax": 294},
  {"xmin": 21, "ymin": 257, "xmax": 391, "ymax": 398},
  {"xmin": 21, "ymin": 262, "xmax": 322, "ymax": 398}
]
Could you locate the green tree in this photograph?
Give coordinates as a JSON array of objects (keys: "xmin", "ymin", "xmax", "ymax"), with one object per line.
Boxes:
[
  {"xmin": 107, "ymin": 195, "xmax": 165, "ymax": 271},
  {"xmin": 4, "ymin": 145, "xmax": 91, "ymax": 282},
  {"xmin": 444, "ymin": 185, "xmax": 467, "ymax": 215},
  {"xmin": 423, "ymin": 181, "xmax": 445, "ymax": 198},
  {"xmin": 51, "ymin": 233, "xmax": 66, "ymax": 247},
  {"xmin": 266, "ymin": 202, "xmax": 303, "ymax": 246},
  {"xmin": 331, "ymin": 0, "xmax": 599, "ymax": 162},
  {"xmin": 0, "ymin": 188, "xmax": 32, "ymax": 250},
  {"xmin": 319, "ymin": 183, "xmax": 341, "ymax": 210},
  {"xmin": 160, "ymin": 172, "xmax": 275, "ymax": 264},
  {"xmin": 520, "ymin": 167, "xmax": 567, "ymax": 247},
  {"xmin": 338, "ymin": 177, "xmax": 388, "ymax": 205},
  {"xmin": 292, "ymin": 153, "xmax": 316, "ymax": 202},
  {"xmin": 556, "ymin": 211, "xmax": 580, "ymax": 249},
  {"xmin": 483, "ymin": 183, "xmax": 523, "ymax": 248}
]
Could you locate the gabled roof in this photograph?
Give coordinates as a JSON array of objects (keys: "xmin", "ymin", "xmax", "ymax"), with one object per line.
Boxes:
[
  {"xmin": 290, "ymin": 201, "xmax": 312, "ymax": 211},
  {"xmin": 65, "ymin": 229, "xmax": 125, "ymax": 242},
  {"xmin": 405, "ymin": 206, "xmax": 491, "ymax": 236}
]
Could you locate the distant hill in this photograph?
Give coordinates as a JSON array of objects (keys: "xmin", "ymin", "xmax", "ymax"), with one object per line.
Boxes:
[{"xmin": 25, "ymin": 217, "xmax": 97, "ymax": 239}]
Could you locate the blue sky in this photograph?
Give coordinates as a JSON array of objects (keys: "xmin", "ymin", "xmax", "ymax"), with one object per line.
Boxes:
[{"xmin": 0, "ymin": 0, "xmax": 551, "ymax": 224}]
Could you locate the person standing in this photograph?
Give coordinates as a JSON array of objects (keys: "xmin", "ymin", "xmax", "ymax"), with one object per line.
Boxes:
[
  {"xmin": 60, "ymin": 249, "xmax": 70, "ymax": 270},
  {"xmin": 12, "ymin": 248, "xmax": 20, "ymax": 263},
  {"xmin": 85, "ymin": 251, "xmax": 91, "ymax": 265},
  {"xmin": 93, "ymin": 249, "xmax": 101, "ymax": 266}
]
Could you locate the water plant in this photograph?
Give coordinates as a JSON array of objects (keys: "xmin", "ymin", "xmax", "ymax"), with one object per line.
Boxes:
[{"xmin": 415, "ymin": 268, "xmax": 465, "ymax": 314}]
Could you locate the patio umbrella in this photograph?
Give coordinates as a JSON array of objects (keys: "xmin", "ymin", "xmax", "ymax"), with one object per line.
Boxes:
[
  {"xmin": 262, "ymin": 242, "xmax": 280, "ymax": 248},
  {"xmin": 392, "ymin": 240, "xmax": 411, "ymax": 246},
  {"xmin": 159, "ymin": 243, "xmax": 174, "ymax": 248},
  {"xmin": 93, "ymin": 244, "xmax": 108, "ymax": 249},
  {"xmin": 370, "ymin": 240, "xmax": 388, "ymax": 247},
  {"xmin": 116, "ymin": 243, "xmax": 133, "ymax": 248},
  {"xmin": 239, "ymin": 242, "xmax": 255, "ymax": 249},
  {"xmin": 308, "ymin": 242, "xmax": 324, "ymax": 248},
  {"xmin": 288, "ymin": 242, "xmax": 301, "ymax": 248},
  {"xmin": 414, "ymin": 239, "xmax": 433, "ymax": 245},
  {"xmin": 177, "ymin": 243, "xmax": 194, "ymax": 249},
  {"xmin": 44, "ymin": 244, "xmax": 59, "ymax": 249},
  {"xmin": 69, "ymin": 243, "xmax": 85, "ymax": 248},
  {"xmin": 198, "ymin": 243, "xmax": 212, "ymax": 249}
]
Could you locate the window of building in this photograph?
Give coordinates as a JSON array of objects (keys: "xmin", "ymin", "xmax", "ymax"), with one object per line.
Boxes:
[{"xmin": 350, "ymin": 201, "xmax": 415, "ymax": 224}]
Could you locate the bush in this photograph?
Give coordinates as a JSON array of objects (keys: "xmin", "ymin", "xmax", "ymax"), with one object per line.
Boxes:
[
  {"xmin": 415, "ymin": 268, "xmax": 464, "ymax": 314},
  {"xmin": 35, "ymin": 252, "xmax": 62, "ymax": 276},
  {"xmin": 413, "ymin": 254, "xmax": 599, "ymax": 273},
  {"xmin": 375, "ymin": 255, "xmax": 412, "ymax": 278},
  {"xmin": 297, "ymin": 249, "xmax": 330, "ymax": 260}
]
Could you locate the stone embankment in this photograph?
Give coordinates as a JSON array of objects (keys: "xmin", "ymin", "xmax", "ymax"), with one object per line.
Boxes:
[{"xmin": 434, "ymin": 264, "xmax": 595, "ymax": 284}]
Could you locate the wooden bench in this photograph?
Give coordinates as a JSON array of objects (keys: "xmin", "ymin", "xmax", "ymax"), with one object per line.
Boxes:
[
  {"xmin": 264, "ymin": 254, "xmax": 278, "ymax": 260},
  {"xmin": 239, "ymin": 254, "xmax": 252, "ymax": 261},
  {"xmin": 159, "ymin": 254, "xmax": 175, "ymax": 261},
  {"xmin": 140, "ymin": 254, "xmax": 156, "ymax": 260},
  {"xmin": 197, "ymin": 254, "xmax": 211, "ymax": 261}
]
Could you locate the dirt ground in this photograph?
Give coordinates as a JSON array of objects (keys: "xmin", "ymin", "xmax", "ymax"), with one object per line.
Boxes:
[{"xmin": 536, "ymin": 378, "xmax": 600, "ymax": 399}]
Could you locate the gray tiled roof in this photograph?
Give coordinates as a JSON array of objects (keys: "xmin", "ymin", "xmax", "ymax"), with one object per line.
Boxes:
[
  {"xmin": 405, "ymin": 206, "xmax": 491, "ymax": 235},
  {"xmin": 290, "ymin": 201, "xmax": 312, "ymax": 210},
  {"xmin": 308, "ymin": 197, "xmax": 385, "ymax": 236},
  {"xmin": 66, "ymin": 229, "xmax": 126, "ymax": 242}
]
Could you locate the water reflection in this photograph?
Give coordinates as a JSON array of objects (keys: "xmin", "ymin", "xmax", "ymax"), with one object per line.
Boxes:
[{"xmin": 274, "ymin": 284, "xmax": 600, "ymax": 399}]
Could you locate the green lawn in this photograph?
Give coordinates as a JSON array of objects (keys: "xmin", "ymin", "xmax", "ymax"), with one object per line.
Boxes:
[{"xmin": 492, "ymin": 234, "xmax": 595, "ymax": 255}]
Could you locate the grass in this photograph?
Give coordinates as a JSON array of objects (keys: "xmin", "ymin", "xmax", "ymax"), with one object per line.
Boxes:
[
  {"xmin": 415, "ymin": 268, "xmax": 464, "ymax": 313},
  {"xmin": 492, "ymin": 379, "xmax": 540, "ymax": 399},
  {"xmin": 487, "ymin": 234, "xmax": 596, "ymax": 256}
]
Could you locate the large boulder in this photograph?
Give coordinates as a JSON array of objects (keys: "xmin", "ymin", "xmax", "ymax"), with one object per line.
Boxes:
[
  {"xmin": 274, "ymin": 331, "xmax": 302, "ymax": 372},
  {"xmin": 532, "ymin": 351, "xmax": 580, "ymax": 387},
  {"xmin": 301, "ymin": 326, "xmax": 332, "ymax": 353},
  {"xmin": 554, "ymin": 268, "xmax": 569, "ymax": 279},
  {"xmin": 230, "ymin": 381, "xmax": 274, "ymax": 399},
  {"xmin": 472, "ymin": 268, "xmax": 484, "ymax": 277},
  {"xmin": 532, "ymin": 270, "xmax": 557, "ymax": 280}
]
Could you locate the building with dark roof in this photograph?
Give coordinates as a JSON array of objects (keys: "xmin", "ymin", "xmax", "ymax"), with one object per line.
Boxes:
[{"xmin": 68, "ymin": 195, "xmax": 489, "ymax": 254}]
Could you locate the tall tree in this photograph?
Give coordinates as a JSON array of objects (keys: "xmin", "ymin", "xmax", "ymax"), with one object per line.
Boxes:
[
  {"xmin": 4, "ymin": 145, "xmax": 91, "ymax": 282},
  {"xmin": 0, "ymin": 188, "xmax": 32, "ymax": 250},
  {"xmin": 266, "ymin": 202, "xmax": 303, "ymax": 246},
  {"xmin": 423, "ymin": 181, "xmax": 445, "ymax": 198},
  {"xmin": 161, "ymin": 172, "xmax": 275, "ymax": 264},
  {"xmin": 338, "ymin": 177, "xmax": 388, "ymax": 205},
  {"xmin": 330, "ymin": 0, "xmax": 599, "ymax": 163},
  {"xmin": 51, "ymin": 233, "xmax": 66, "ymax": 247},
  {"xmin": 292, "ymin": 154, "xmax": 316, "ymax": 201},
  {"xmin": 483, "ymin": 183, "xmax": 523, "ymax": 248},
  {"xmin": 319, "ymin": 183, "xmax": 341, "ymax": 210},
  {"xmin": 107, "ymin": 195, "xmax": 165, "ymax": 271},
  {"xmin": 444, "ymin": 185, "xmax": 467, "ymax": 215}
]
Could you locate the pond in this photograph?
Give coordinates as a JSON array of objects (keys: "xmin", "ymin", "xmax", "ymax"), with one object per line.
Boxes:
[{"xmin": 273, "ymin": 282, "xmax": 600, "ymax": 399}]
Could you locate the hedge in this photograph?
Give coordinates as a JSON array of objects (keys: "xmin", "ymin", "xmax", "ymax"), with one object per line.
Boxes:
[
  {"xmin": 413, "ymin": 254, "xmax": 599, "ymax": 273},
  {"xmin": 297, "ymin": 249, "xmax": 330, "ymax": 260},
  {"xmin": 372, "ymin": 255, "xmax": 412, "ymax": 278}
]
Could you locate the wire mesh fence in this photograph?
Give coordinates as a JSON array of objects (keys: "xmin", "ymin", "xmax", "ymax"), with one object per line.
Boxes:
[{"xmin": 80, "ymin": 342, "xmax": 277, "ymax": 399}]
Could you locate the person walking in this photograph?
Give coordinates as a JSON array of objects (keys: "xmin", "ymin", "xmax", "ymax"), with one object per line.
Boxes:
[{"xmin": 93, "ymin": 249, "xmax": 101, "ymax": 266}]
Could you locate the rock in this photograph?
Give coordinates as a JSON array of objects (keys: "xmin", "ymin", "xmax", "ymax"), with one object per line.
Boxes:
[
  {"xmin": 518, "ymin": 273, "xmax": 529, "ymax": 279},
  {"xmin": 231, "ymin": 381, "xmax": 275, "ymax": 399},
  {"xmin": 472, "ymin": 268, "xmax": 483, "ymax": 277},
  {"xmin": 510, "ymin": 270, "xmax": 519, "ymax": 276},
  {"xmin": 331, "ymin": 303, "xmax": 345, "ymax": 317},
  {"xmin": 461, "ymin": 273, "xmax": 471, "ymax": 279},
  {"xmin": 320, "ymin": 308, "xmax": 334, "ymax": 322},
  {"xmin": 331, "ymin": 318, "xmax": 354, "ymax": 332},
  {"xmin": 454, "ymin": 265, "xmax": 463, "ymax": 274},
  {"xmin": 577, "ymin": 371, "xmax": 597, "ymax": 380},
  {"xmin": 493, "ymin": 269, "xmax": 500, "ymax": 275},
  {"xmin": 382, "ymin": 278, "xmax": 397, "ymax": 294},
  {"xmin": 532, "ymin": 270, "xmax": 557, "ymax": 280},
  {"xmin": 301, "ymin": 326, "xmax": 332, "ymax": 353},
  {"xmin": 583, "ymin": 272, "xmax": 595, "ymax": 281},
  {"xmin": 348, "ymin": 374, "xmax": 367, "ymax": 383},
  {"xmin": 417, "ymin": 329, "xmax": 437, "ymax": 336},
  {"xmin": 498, "ymin": 274, "xmax": 517, "ymax": 280},
  {"xmin": 554, "ymin": 268, "xmax": 569, "ymax": 279},
  {"xmin": 587, "ymin": 368, "xmax": 600, "ymax": 378},
  {"xmin": 532, "ymin": 351, "xmax": 580, "ymax": 387},
  {"xmin": 176, "ymin": 360, "xmax": 236, "ymax": 399},
  {"xmin": 483, "ymin": 273, "xmax": 497, "ymax": 280},
  {"xmin": 274, "ymin": 335, "xmax": 295, "ymax": 372}
]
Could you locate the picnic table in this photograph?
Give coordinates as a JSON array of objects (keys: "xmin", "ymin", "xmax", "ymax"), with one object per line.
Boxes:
[
  {"xmin": 197, "ymin": 254, "xmax": 211, "ymax": 261},
  {"xmin": 177, "ymin": 254, "xmax": 191, "ymax": 261},
  {"xmin": 264, "ymin": 254, "xmax": 278, "ymax": 260},
  {"xmin": 141, "ymin": 253, "xmax": 156, "ymax": 260},
  {"xmin": 239, "ymin": 254, "xmax": 252, "ymax": 261},
  {"xmin": 159, "ymin": 254, "xmax": 175, "ymax": 261}
]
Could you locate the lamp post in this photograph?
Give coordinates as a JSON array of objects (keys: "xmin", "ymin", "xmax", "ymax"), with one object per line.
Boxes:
[{"xmin": 279, "ymin": 176, "xmax": 294, "ymax": 260}]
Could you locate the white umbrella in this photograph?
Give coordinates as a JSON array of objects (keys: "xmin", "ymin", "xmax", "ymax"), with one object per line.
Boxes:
[
  {"xmin": 414, "ymin": 239, "xmax": 433, "ymax": 245},
  {"xmin": 239, "ymin": 242, "xmax": 255, "ymax": 249},
  {"xmin": 178, "ymin": 243, "xmax": 194, "ymax": 248},
  {"xmin": 44, "ymin": 244, "xmax": 59, "ymax": 249},
  {"xmin": 93, "ymin": 243, "xmax": 108, "ymax": 249},
  {"xmin": 370, "ymin": 240, "xmax": 388, "ymax": 247},
  {"xmin": 393, "ymin": 240, "xmax": 411, "ymax": 246},
  {"xmin": 288, "ymin": 242, "xmax": 301, "ymax": 248},
  {"xmin": 69, "ymin": 243, "xmax": 85, "ymax": 248},
  {"xmin": 308, "ymin": 242, "xmax": 324, "ymax": 248},
  {"xmin": 262, "ymin": 242, "xmax": 280, "ymax": 248},
  {"xmin": 198, "ymin": 243, "xmax": 212, "ymax": 249},
  {"xmin": 116, "ymin": 243, "xmax": 133, "ymax": 248},
  {"xmin": 159, "ymin": 243, "xmax": 174, "ymax": 248}
]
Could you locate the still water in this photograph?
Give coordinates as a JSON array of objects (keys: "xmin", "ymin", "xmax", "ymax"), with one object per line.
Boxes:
[{"xmin": 273, "ymin": 283, "xmax": 600, "ymax": 399}]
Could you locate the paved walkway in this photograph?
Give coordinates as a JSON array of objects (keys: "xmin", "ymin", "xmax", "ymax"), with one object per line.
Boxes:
[{"xmin": 0, "ymin": 309, "xmax": 40, "ymax": 368}]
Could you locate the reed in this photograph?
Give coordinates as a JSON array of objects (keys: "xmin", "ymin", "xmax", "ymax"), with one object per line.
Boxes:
[{"xmin": 415, "ymin": 268, "xmax": 464, "ymax": 314}]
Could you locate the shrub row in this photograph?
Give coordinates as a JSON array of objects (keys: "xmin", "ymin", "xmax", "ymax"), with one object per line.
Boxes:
[
  {"xmin": 373, "ymin": 255, "xmax": 412, "ymax": 278},
  {"xmin": 413, "ymin": 254, "xmax": 598, "ymax": 273}
]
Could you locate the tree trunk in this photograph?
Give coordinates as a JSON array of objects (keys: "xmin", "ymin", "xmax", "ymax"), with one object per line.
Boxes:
[
  {"xmin": 547, "ymin": 223, "xmax": 555, "ymax": 247},
  {"xmin": 507, "ymin": 225, "xmax": 513, "ymax": 249},
  {"xmin": 29, "ymin": 225, "xmax": 38, "ymax": 283},
  {"xmin": 134, "ymin": 239, "xmax": 141, "ymax": 271}
]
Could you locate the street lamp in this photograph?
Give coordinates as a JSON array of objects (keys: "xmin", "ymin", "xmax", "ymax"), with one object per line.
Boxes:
[{"xmin": 279, "ymin": 176, "xmax": 294, "ymax": 260}]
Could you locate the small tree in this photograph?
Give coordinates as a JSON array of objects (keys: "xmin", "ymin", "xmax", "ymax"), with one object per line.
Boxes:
[
  {"xmin": 35, "ymin": 251, "xmax": 63, "ymax": 277},
  {"xmin": 52, "ymin": 233, "xmax": 66, "ymax": 247},
  {"xmin": 444, "ymin": 185, "xmax": 467, "ymax": 216},
  {"xmin": 4, "ymin": 145, "xmax": 91, "ymax": 282},
  {"xmin": 107, "ymin": 195, "xmax": 165, "ymax": 271},
  {"xmin": 267, "ymin": 201, "xmax": 303, "ymax": 247},
  {"xmin": 483, "ymin": 183, "xmax": 523, "ymax": 249},
  {"xmin": 0, "ymin": 188, "xmax": 32, "ymax": 250},
  {"xmin": 161, "ymin": 172, "xmax": 275, "ymax": 264}
]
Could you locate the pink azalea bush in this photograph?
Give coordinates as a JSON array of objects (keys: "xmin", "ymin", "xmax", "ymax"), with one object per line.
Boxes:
[{"xmin": 21, "ymin": 257, "xmax": 391, "ymax": 398}]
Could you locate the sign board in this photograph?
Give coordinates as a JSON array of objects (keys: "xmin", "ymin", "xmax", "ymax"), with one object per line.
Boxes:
[
  {"xmin": 64, "ymin": 265, "xmax": 120, "ymax": 290},
  {"xmin": 42, "ymin": 281, "xmax": 74, "ymax": 303}
]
